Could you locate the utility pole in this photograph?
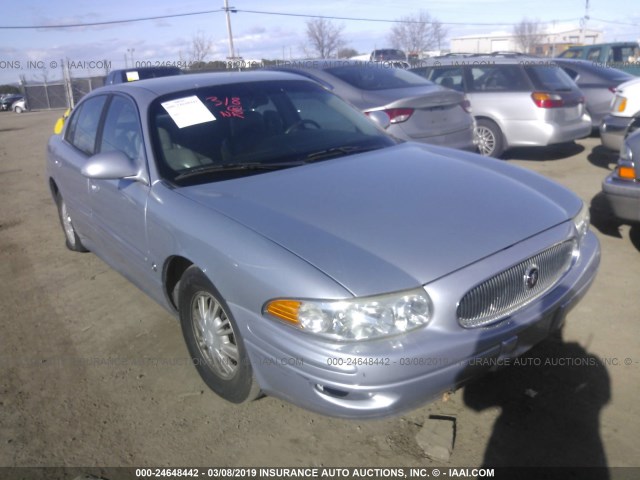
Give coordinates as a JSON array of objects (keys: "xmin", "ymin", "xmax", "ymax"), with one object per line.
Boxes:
[
  {"xmin": 223, "ymin": 0, "xmax": 237, "ymax": 59},
  {"xmin": 579, "ymin": 0, "xmax": 590, "ymax": 45}
]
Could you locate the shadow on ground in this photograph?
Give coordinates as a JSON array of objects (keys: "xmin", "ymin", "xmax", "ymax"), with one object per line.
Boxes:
[
  {"xmin": 506, "ymin": 142, "xmax": 585, "ymax": 161},
  {"xmin": 590, "ymin": 191, "xmax": 640, "ymax": 252},
  {"xmin": 587, "ymin": 145, "xmax": 619, "ymax": 171},
  {"xmin": 463, "ymin": 330, "xmax": 610, "ymax": 479}
]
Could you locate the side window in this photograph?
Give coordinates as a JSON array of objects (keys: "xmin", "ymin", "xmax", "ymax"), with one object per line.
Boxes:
[
  {"xmin": 586, "ymin": 48, "xmax": 601, "ymax": 62},
  {"xmin": 468, "ymin": 65, "xmax": 529, "ymax": 92},
  {"xmin": 64, "ymin": 103, "xmax": 82, "ymax": 144},
  {"xmin": 100, "ymin": 95, "xmax": 144, "ymax": 163},
  {"xmin": 429, "ymin": 67, "xmax": 465, "ymax": 92},
  {"xmin": 67, "ymin": 95, "xmax": 108, "ymax": 155}
]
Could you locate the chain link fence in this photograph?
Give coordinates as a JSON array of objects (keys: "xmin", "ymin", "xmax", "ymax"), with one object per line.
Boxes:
[{"xmin": 22, "ymin": 75, "xmax": 104, "ymax": 111}]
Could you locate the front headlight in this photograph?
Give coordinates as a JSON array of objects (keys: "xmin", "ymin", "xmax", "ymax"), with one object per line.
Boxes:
[
  {"xmin": 573, "ymin": 201, "xmax": 590, "ymax": 241},
  {"xmin": 264, "ymin": 288, "xmax": 432, "ymax": 341}
]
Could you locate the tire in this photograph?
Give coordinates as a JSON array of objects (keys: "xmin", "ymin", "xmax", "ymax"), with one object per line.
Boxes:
[
  {"xmin": 13, "ymin": 106, "xmax": 23, "ymax": 113},
  {"xmin": 55, "ymin": 192, "xmax": 89, "ymax": 252},
  {"xmin": 626, "ymin": 117, "xmax": 640, "ymax": 139},
  {"xmin": 475, "ymin": 118, "xmax": 505, "ymax": 158},
  {"xmin": 178, "ymin": 266, "xmax": 260, "ymax": 403}
]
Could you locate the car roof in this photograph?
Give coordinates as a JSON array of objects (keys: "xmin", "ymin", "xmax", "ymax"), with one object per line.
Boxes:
[
  {"xmin": 97, "ymin": 70, "xmax": 314, "ymax": 97},
  {"xmin": 416, "ymin": 54, "xmax": 553, "ymax": 66},
  {"xmin": 553, "ymin": 58, "xmax": 633, "ymax": 79},
  {"xmin": 274, "ymin": 59, "xmax": 394, "ymax": 70}
]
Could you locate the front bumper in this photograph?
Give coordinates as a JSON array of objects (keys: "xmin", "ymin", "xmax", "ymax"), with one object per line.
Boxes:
[
  {"xmin": 600, "ymin": 114, "xmax": 634, "ymax": 151},
  {"xmin": 602, "ymin": 173, "xmax": 640, "ymax": 223},
  {"xmin": 236, "ymin": 226, "xmax": 600, "ymax": 419}
]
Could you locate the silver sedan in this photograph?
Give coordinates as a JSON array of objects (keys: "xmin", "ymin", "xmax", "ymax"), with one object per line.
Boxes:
[
  {"xmin": 270, "ymin": 60, "xmax": 476, "ymax": 152},
  {"xmin": 47, "ymin": 71, "xmax": 599, "ymax": 418}
]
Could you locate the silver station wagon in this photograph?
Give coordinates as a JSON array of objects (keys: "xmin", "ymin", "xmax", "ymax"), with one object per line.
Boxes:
[
  {"xmin": 411, "ymin": 55, "xmax": 593, "ymax": 157},
  {"xmin": 47, "ymin": 71, "xmax": 599, "ymax": 418}
]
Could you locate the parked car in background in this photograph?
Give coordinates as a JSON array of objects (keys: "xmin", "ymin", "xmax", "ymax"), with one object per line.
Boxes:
[
  {"xmin": 370, "ymin": 49, "xmax": 406, "ymax": 62},
  {"xmin": 411, "ymin": 55, "xmax": 592, "ymax": 157},
  {"xmin": 11, "ymin": 98, "xmax": 27, "ymax": 113},
  {"xmin": 554, "ymin": 59, "xmax": 634, "ymax": 130},
  {"xmin": 46, "ymin": 71, "xmax": 599, "ymax": 418},
  {"xmin": 105, "ymin": 66, "xmax": 183, "ymax": 85},
  {"xmin": 1, "ymin": 94, "xmax": 23, "ymax": 111},
  {"xmin": 600, "ymin": 77, "xmax": 640, "ymax": 151},
  {"xmin": 557, "ymin": 42, "xmax": 640, "ymax": 76},
  {"xmin": 269, "ymin": 60, "xmax": 476, "ymax": 151},
  {"xmin": 602, "ymin": 129, "xmax": 640, "ymax": 224}
]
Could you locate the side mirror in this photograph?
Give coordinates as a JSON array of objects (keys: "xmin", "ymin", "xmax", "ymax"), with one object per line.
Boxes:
[
  {"xmin": 366, "ymin": 110, "xmax": 391, "ymax": 130},
  {"xmin": 81, "ymin": 150, "xmax": 144, "ymax": 183}
]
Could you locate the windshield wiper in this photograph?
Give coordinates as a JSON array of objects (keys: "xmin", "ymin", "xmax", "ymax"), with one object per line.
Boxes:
[
  {"xmin": 174, "ymin": 162, "xmax": 304, "ymax": 181},
  {"xmin": 305, "ymin": 145, "xmax": 382, "ymax": 162}
]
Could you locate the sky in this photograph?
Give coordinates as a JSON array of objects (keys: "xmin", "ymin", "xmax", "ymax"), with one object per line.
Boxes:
[{"xmin": 0, "ymin": 0, "xmax": 639, "ymax": 85}]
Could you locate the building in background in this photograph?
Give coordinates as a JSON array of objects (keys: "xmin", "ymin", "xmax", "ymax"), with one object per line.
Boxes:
[{"xmin": 451, "ymin": 25, "xmax": 604, "ymax": 56}]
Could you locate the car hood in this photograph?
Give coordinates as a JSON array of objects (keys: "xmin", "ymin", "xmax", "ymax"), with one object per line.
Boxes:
[
  {"xmin": 179, "ymin": 143, "xmax": 580, "ymax": 297},
  {"xmin": 617, "ymin": 76, "xmax": 640, "ymax": 94}
]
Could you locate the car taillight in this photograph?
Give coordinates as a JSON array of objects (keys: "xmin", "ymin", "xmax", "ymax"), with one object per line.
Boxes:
[
  {"xmin": 460, "ymin": 99, "xmax": 472, "ymax": 114},
  {"xmin": 383, "ymin": 108, "xmax": 414, "ymax": 124},
  {"xmin": 531, "ymin": 92, "xmax": 564, "ymax": 108}
]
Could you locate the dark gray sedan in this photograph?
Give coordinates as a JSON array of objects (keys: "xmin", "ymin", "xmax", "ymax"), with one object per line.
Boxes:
[
  {"xmin": 270, "ymin": 59, "xmax": 476, "ymax": 151},
  {"xmin": 47, "ymin": 71, "xmax": 599, "ymax": 418},
  {"xmin": 555, "ymin": 59, "xmax": 634, "ymax": 130}
]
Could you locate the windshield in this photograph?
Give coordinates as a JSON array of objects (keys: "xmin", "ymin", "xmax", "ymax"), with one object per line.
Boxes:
[
  {"xmin": 326, "ymin": 65, "xmax": 432, "ymax": 90},
  {"xmin": 150, "ymin": 80, "xmax": 394, "ymax": 185}
]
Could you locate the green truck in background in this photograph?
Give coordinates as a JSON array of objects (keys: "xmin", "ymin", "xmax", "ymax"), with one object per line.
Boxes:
[{"xmin": 557, "ymin": 42, "xmax": 640, "ymax": 76}]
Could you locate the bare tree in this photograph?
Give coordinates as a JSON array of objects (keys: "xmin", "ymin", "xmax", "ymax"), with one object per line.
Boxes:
[
  {"xmin": 389, "ymin": 10, "xmax": 447, "ymax": 56},
  {"xmin": 187, "ymin": 31, "xmax": 213, "ymax": 64},
  {"xmin": 305, "ymin": 18, "xmax": 345, "ymax": 58},
  {"xmin": 513, "ymin": 18, "xmax": 545, "ymax": 54}
]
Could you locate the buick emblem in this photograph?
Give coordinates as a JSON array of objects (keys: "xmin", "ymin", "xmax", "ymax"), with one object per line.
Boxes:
[{"xmin": 524, "ymin": 265, "xmax": 540, "ymax": 289}]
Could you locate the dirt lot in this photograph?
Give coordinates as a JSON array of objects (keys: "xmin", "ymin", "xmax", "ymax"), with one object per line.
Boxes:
[{"xmin": 1, "ymin": 110, "xmax": 639, "ymax": 473}]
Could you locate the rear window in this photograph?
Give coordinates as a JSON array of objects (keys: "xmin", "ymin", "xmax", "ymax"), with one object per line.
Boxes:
[
  {"xmin": 326, "ymin": 65, "xmax": 431, "ymax": 91},
  {"xmin": 371, "ymin": 49, "xmax": 406, "ymax": 61},
  {"xmin": 524, "ymin": 65, "xmax": 576, "ymax": 91}
]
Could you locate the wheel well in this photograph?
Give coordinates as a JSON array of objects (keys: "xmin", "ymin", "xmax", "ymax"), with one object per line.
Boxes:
[
  {"xmin": 164, "ymin": 256, "xmax": 194, "ymax": 310},
  {"xmin": 49, "ymin": 178, "xmax": 59, "ymax": 200},
  {"xmin": 474, "ymin": 116, "xmax": 500, "ymax": 128}
]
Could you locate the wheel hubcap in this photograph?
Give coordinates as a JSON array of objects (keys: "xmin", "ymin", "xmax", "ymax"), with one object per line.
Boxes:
[
  {"xmin": 475, "ymin": 126, "xmax": 496, "ymax": 156},
  {"xmin": 60, "ymin": 201, "xmax": 76, "ymax": 246},
  {"xmin": 192, "ymin": 292, "xmax": 239, "ymax": 379}
]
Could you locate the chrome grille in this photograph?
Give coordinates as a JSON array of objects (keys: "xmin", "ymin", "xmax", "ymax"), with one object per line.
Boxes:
[{"xmin": 457, "ymin": 240, "xmax": 576, "ymax": 328}]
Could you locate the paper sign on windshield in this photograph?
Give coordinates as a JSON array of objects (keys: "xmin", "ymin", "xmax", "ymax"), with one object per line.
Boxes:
[
  {"xmin": 126, "ymin": 71, "xmax": 140, "ymax": 82},
  {"xmin": 161, "ymin": 96, "xmax": 216, "ymax": 129}
]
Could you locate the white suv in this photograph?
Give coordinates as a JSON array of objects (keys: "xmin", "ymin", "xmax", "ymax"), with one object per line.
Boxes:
[{"xmin": 600, "ymin": 77, "xmax": 640, "ymax": 151}]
